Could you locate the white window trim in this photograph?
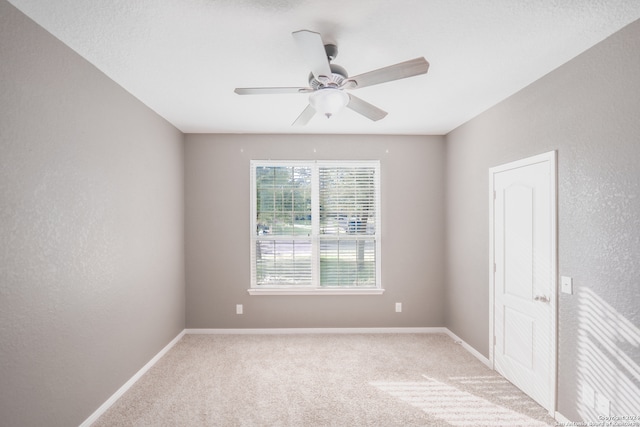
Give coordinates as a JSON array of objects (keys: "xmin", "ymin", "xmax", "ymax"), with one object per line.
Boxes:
[{"xmin": 249, "ymin": 160, "xmax": 383, "ymax": 295}]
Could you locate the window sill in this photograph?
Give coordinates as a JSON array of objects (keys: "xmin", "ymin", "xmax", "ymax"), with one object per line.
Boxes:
[{"xmin": 247, "ymin": 288, "xmax": 385, "ymax": 296}]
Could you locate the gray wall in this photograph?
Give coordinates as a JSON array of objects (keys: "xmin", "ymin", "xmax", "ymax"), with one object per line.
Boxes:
[
  {"xmin": 445, "ymin": 19, "xmax": 640, "ymax": 421},
  {"xmin": 185, "ymin": 134, "xmax": 446, "ymax": 328},
  {"xmin": 0, "ymin": 2, "xmax": 185, "ymax": 426}
]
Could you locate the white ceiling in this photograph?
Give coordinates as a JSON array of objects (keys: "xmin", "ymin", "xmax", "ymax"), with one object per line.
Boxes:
[{"xmin": 8, "ymin": 0, "xmax": 640, "ymax": 135}]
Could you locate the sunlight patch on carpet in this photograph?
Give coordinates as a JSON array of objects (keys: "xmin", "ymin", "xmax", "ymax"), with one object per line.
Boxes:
[{"xmin": 370, "ymin": 375, "xmax": 550, "ymax": 426}]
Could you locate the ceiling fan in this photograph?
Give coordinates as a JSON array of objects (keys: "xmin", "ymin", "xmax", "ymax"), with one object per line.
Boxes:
[{"xmin": 234, "ymin": 30, "xmax": 430, "ymax": 126}]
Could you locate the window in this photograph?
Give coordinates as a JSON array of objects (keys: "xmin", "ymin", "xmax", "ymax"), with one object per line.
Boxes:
[{"xmin": 250, "ymin": 160, "xmax": 382, "ymax": 295}]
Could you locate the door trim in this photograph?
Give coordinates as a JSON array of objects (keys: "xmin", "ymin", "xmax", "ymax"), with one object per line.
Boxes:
[{"xmin": 488, "ymin": 150, "xmax": 557, "ymax": 415}]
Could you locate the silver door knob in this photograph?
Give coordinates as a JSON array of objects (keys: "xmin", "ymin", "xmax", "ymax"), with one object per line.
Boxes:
[{"xmin": 534, "ymin": 295, "xmax": 550, "ymax": 303}]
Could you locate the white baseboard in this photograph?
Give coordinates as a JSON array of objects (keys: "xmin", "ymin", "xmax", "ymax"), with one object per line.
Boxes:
[
  {"xmin": 442, "ymin": 329, "xmax": 492, "ymax": 368},
  {"xmin": 79, "ymin": 330, "xmax": 185, "ymax": 427},
  {"xmin": 185, "ymin": 327, "xmax": 448, "ymax": 335}
]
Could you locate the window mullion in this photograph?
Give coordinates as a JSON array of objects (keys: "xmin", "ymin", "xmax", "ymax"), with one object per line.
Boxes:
[{"xmin": 311, "ymin": 162, "xmax": 320, "ymax": 288}]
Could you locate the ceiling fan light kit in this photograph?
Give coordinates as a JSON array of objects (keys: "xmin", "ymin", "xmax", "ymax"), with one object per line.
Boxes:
[
  {"xmin": 309, "ymin": 88, "xmax": 349, "ymax": 118},
  {"xmin": 234, "ymin": 30, "xmax": 429, "ymax": 126}
]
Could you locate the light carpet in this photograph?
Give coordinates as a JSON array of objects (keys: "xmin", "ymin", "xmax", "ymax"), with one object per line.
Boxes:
[{"xmin": 93, "ymin": 333, "xmax": 556, "ymax": 426}]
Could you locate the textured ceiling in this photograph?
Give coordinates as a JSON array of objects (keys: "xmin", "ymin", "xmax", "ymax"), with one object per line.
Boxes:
[{"xmin": 8, "ymin": 0, "xmax": 640, "ymax": 135}]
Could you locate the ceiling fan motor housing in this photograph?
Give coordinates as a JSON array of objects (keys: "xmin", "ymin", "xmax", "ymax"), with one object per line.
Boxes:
[{"xmin": 308, "ymin": 63, "xmax": 348, "ymax": 89}]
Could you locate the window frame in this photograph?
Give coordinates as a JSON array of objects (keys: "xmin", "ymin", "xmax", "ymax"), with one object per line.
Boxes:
[{"xmin": 249, "ymin": 160, "xmax": 383, "ymax": 296}]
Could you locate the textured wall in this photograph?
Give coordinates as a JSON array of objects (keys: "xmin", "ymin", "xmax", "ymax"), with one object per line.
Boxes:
[
  {"xmin": 185, "ymin": 134, "xmax": 446, "ymax": 328},
  {"xmin": 445, "ymin": 19, "xmax": 640, "ymax": 421},
  {"xmin": 0, "ymin": 2, "xmax": 185, "ymax": 426}
]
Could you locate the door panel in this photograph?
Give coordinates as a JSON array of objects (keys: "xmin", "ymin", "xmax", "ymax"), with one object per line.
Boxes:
[
  {"xmin": 504, "ymin": 307, "xmax": 534, "ymax": 369},
  {"xmin": 504, "ymin": 184, "xmax": 533, "ymax": 299}
]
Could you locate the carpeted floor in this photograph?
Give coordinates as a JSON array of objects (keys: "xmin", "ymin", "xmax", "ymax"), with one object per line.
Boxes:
[{"xmin": 93, "ymin": 333, "xmax": 556, "ymax": 426}]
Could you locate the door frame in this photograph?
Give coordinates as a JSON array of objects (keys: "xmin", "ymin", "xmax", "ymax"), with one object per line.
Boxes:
[{"xmin": 488, "ymin": 150, "xmax": 558, "ymax": 415}]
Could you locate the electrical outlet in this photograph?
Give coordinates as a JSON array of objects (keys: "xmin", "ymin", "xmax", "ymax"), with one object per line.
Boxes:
[
  {"xmin": 236, "ymin": 304, "xmax": 243, "ymax": 315},
  {"xmin": 395, "ymin": 302, "xmax": 402, "ymax": 313},
  {"xmin": 561, "ymin": 276, "xmax": 573, "ymax": 294}
]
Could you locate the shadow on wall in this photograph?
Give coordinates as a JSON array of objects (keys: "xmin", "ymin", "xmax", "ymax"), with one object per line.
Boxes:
[{"xmin": 576, "ymin": 287, "xmax": 640, "ymax": 419}]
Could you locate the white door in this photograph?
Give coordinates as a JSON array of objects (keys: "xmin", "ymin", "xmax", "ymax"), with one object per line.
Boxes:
[{"xmin": 490, "ymin": 151, "xmax": 557, "ymax": 413}]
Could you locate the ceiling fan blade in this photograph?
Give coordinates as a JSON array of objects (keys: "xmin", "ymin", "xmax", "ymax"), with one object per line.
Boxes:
[
  {"xmin": 234, "ymin": 87, "xmax": 312, "ymax": 95},
  {"xmin": 346, "ymin": 57, "xmax": 429, "ymax": 90},
  {"xmin": 292, "ymin": 30, "xmax": 332, "ymax": 80},
  {"xmin": 346, "ymin": 94, "xmax": 388, "ymax": 121},
  {"xmin": 291, "ymin": 104, "xmax": 316, "ymax": 126}
]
